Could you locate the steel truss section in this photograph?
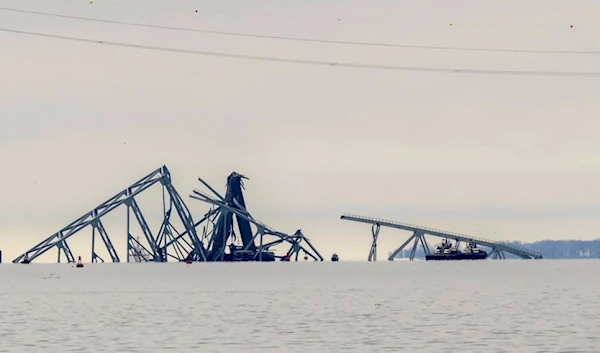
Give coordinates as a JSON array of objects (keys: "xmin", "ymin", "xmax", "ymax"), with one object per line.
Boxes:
[
  {"xmin": 13, "ymin": 166, "xmax": 206, "ymax": 264},
  {"xmin": 189, "ymin": 173, "xmax": 323, "ymax": 262},
  {"xmin": 386, "ymin": 230, "xmax": 431, "ymax": 261},
  {"xmin": 340, "ymin": 214, "xmax": 543, "ymax": 261},
  {"xmin": 488, "ymin": 247, "xmax": 506, "ymax": 260}
]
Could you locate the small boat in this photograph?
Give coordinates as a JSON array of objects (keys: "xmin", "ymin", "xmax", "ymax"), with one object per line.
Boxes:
[{"xmin": 331, "ymin": 253, "xmax": 339, "ymax": 262}]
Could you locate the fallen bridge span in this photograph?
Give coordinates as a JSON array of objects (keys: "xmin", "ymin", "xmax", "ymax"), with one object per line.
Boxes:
[
  {"xmin": 341, "ymin": 214, "xmax": 543, "ymax": 261},
  {"xmin": 12, "ymin": 166, "xmax": 323, "ymax": 263}
]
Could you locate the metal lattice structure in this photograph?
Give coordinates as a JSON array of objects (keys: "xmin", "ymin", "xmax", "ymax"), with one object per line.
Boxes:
[
  {"xmin": 189, "ymin": 172, "xmax": 323, "ymax": 262},
  {"xmin": 13, "ymin": 166, "xmax": 206, "ymax": 264},
  {"xmin": 341, "ymin": 214, "xmax": 543, "ymax": 261},
  {"xmin": 13, "ymin": 166, "xmax": 323, "ymax": 263}
]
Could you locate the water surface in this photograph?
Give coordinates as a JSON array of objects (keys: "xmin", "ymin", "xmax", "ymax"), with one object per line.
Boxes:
[{"xmin": 1, "ymin": 260, "xmax": 597, "ymax": 352}]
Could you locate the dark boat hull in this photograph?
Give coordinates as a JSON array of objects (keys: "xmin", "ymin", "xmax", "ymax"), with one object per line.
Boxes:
[
  {"xmin": 222, "ymin": 250, "xmax": 276, "ymax": 262},
  {"xmin": 425, "ymin": 252, "xmax": 488, "ymax": 261}
]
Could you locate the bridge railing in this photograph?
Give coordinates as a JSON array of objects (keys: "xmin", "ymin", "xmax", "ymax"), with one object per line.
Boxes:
[{"xmin": 341, "ymin": 214, "xmax": 542, "ymax": 258}]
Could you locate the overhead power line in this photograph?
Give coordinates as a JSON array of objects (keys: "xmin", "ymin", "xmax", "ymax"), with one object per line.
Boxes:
[
  {"xmin": 2, "ymin": 27, "xmax": 600, "ymax": 77},
  {"xmin": 17, "ymin": 0, "xmax": 600, "ymax": 29},
  {"xmin": 1, "ymin": 6, "xmax": 599, "ymax": 55}
]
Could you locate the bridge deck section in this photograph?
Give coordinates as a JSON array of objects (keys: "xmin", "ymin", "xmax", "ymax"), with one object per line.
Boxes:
[{"xmin": 341, "ymin": 214, "xmax": 542, "ymax": 259}]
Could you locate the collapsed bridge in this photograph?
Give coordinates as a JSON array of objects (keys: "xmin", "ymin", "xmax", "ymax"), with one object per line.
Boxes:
[
  {"xmin": 189, "ymin": 172, "xmax": 323, "ymax": 262},
  {"xmin": 341, "ymin": 214, "xmax": 543, "ymax": 261},
  {"xmin": 13, "ymin": 166, "xmax": 323, "ymax": 263}
]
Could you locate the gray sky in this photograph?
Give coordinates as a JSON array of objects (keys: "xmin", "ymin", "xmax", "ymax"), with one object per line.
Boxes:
[{"xmin": 1, "ymin": 0, "xmax": 600, "ymax": 262}]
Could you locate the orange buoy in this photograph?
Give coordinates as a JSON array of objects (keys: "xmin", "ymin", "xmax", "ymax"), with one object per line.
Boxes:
[{"xmin": 76, "ymin": 256, "xmax": 84, "ymax": 268}]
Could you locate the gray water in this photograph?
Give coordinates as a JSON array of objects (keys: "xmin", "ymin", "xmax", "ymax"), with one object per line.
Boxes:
[{"xmin": 0, "ymin": 260, "xmax": 598, "ymax": 352}]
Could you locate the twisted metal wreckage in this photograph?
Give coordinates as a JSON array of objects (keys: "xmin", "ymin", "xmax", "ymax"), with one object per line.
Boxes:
[
  {"xmin": 12, "ymin": 167, "xmax": 545, "ymax": 264},
  {"xmin": 13, "ymin": 166, "xmax": 323, "ymax": 264}
]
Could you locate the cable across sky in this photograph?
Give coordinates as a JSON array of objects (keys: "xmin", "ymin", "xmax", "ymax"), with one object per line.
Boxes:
[
  {"xmin": 2, "ymin": 27, "xmax": 600, "ymax": 77},
  {"xmin": 1, "ymin": 6, "xmax": 599, "ymax": 55}
]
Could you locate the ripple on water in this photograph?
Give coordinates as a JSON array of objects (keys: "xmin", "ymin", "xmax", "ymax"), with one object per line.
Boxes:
[{"xmin": 1, "ymin": 260, "xmax": 600, "ymax": 352}]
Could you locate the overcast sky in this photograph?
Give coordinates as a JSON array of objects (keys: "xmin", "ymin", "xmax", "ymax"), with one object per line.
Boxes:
[{"xmin": 1, "ymin": 0, "xmax": 600, "ymax": 262}]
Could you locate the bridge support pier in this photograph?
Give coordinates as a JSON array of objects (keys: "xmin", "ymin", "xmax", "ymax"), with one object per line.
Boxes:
[{"xmin": 368, "ymin": 224, "xmax": 380, "ymax": 261}]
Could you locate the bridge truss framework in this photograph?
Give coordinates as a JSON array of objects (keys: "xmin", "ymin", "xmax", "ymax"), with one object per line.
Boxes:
[
  {"xmin": 341, "ymin": 214, "xmax": 543, "ymax": 261},
  {"xmin": 13, "ymin": 166, "xmax": 206, "ymax": 264},
  {"xmin": 12, "ymin": 166, "xmax": 323, "ymax": 264},
  {"xmin": 188, "ymin": 173, "xmax": 323, "ymax": 262}
]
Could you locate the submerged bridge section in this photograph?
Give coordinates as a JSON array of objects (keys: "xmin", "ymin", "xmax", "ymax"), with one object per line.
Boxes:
[
  {"xmin": 13, "ymin": 166, "xmax": 323, "ymax": 263},
  {"xmin": 189, "ymin": 172, "xmax": 323, "ymax": 262},
  {"xmin": 340, "ymin": 214, "xmax": 543, "ymax": 261}
]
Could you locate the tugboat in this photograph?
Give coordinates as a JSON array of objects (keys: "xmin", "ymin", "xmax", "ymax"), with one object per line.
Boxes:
[
  {"xmin": 331, "ymin": 253, "xmax": 339, "ymax": 262},
  {"xmin": 425, "ymin": 239, "xmax": 487, "ymax": 261}
]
